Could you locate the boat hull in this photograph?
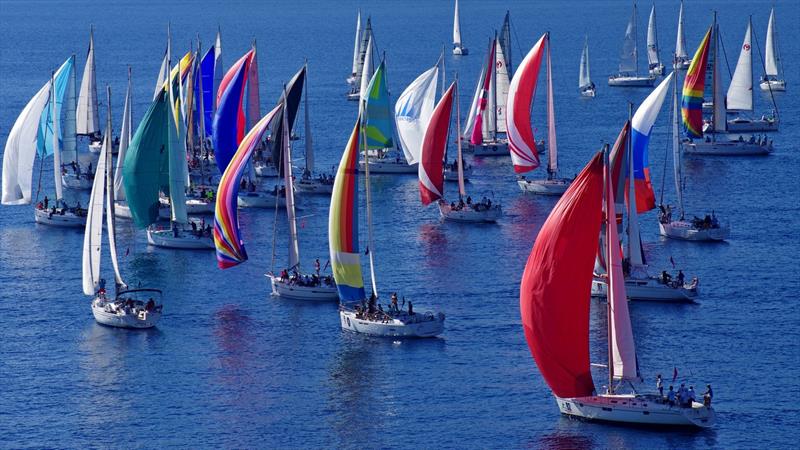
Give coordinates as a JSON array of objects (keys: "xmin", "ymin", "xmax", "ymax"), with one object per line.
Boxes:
[
  {"xmin": 146, "ymin": 229, "xmax": 214, "ymax": 249},
  {"xmin": 518, "ymin": 178, "xmax": 570, "ymax": 195},
  {"xmin": 608, "ymin": 75, "xmax": 656, "ymax": 87},
  {"xmin": 725, "ymin": 117, "xmax": 780, "ymax": 133},
  {"xmin": 580, "ymin": 87, "xmax": 596, "ymax": 97},
  {"xmin": 268, "ymin": 275, "xmax": 338, "ymax": 301},
  {"xmin": 556, "ymin": 395, "xmax": 715, "ymax": 428},
  {"xmin": 295, "ymin": 178, "xmax": 333, "ymax": 195},
  {"xmin": 591, "ymin": 278, "xmax": 697, "ymax": 303},
  {"xmin": 438, "ymin": 202, "xmax": 501, "ymax": 223},
  {"xmin": 339, "ymin": 309, "xmax": 445, "ymax": 337},
  {"xmin": 684, "ymin": 139, "xmax": 772, "ymax": 156},
  {"xmin": 443, "ymin": 166, "xmax": 472, "ymax": 182},
  {"xmin": 114, "ymin": 201, "xmax": 132, "ymax": 219},
  {"xmin": 237, "ymin": 192, "xmax": 288, "ymax": 208},
  {"xmin": 34, "ymin": 207, "xmax": 86, "ymax": 227},
  {"xmin": 453, "ymin": 46, "xmax": 468, "ymax": 56},
  {"xmin": 62, "ymin": 173, "xmax": 93, "ymax": 190},
  {"xmin": 470, "ymin": 140, "xmax": 508, "ymax": 156},
  {"xmin": 91, "ymin": 298, "xmax": 161, "ymax": 329},
  {"xmin": 254, "ymin": 162, "xmax": 279, "ymax": 177},
  {"xmin": 659, "ymin": 221, "xmax": 729, "ymax": 241},
  {"xmin": 759, "ymin": 79, "xmax": 785, "ymax": 91},
  {"xmin": 357, "ymin": 160, "xmax": 417, "ymax": 174}
]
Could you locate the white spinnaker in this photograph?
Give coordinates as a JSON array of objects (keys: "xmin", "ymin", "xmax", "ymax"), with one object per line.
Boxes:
[
  {"xmin": 82, "ymin": 126, "xmax": 107, "ymax": 296},
  {"xmin": 453, "ymin": 0, "xmax": 462, "ymax": 46},
  {"xmin": 463, "ymin": 67, "xmax": 484, "ymax": 140},
  {"xmin": 675, "ymin": 1, "xmax": 687, "ymax": 59},
  {"xmin": 76, "ymin": 28, "xmax": 99, "ymax": 135},
  {"xmin": 114, "ymin": 68, "xmax": 132, "ymax": 200},
  {"xmin": 727, "ymin": 20, "xmax": 753, "ymax": 111},
  {"xmin": 647, "ymin": 5, "xmax": 660, "ymax": 67},
  {"xmin": 395, "ymin": 65, "xmax": 438, "ymax": 164},
  {"xmin": 765, "ymin": 8, "xmax": 778, "ymax": 76},
  {"xmin": 495, "ymin": 39, "xmax": 510, "ymax": 134},
  {"xmin": 2, "ymin": 82, "xmax": 51, "ymax": 205}
]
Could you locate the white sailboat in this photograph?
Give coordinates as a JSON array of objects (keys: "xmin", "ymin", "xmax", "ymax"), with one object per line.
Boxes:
[
  {"xmin": 452, "ymin": 0, "xmax": 469, "ymax": 55},
  {"xmin": 673, "ymin": 1, "xmax": 691, "ymax": 69},
  {"xmin": 579, "ymin": 36, "xmax": 596, "ymax": 97},
  {"xmin": 521, "ymin": 151, "xmax": 716, "ymax": 428},
  {"xmin": 609, "ymin": 3, "xmax": 656, "ymax": 87},
  {"xmin": 295, "ymin": 64, "xmax": 335, "ymax": 195},
  {"xmin": 268, "ymin": 93, "xmax": 337, "ymax": 301},
  {"xmin": 77, "ymin": 27, "xmax": 102, "ymax": 155},
  {"xmin": 86, "ymin": 86, "xmax": 163, "ymax": 329},
  {"xmin": 760, "ymin": 8, "xmax": 785, "ymax": 91},
  {"xmin": 347, "ymin": 14, "xmax": 374, "ymax": 100},
  {"xmin": 518, "ymin": 34, "xmax": 572, "ymax": 196},
  {"xmin": 721, "ymin": 18, "xmax": 779, "ymax": 133},
  {"xmin": 114, "ymin": 67, "xmax": 134, "ymax": 219},
  {"xmin": 646, "ymin": 4, "xmax": 665, "ymax": 76},
  {"xmin": 684, "ymin": 15, "xmax": 773, "ymax": 156},
  {"xmin": 660, "ymin": 64, "xmax": 730, "ymax": 241}
]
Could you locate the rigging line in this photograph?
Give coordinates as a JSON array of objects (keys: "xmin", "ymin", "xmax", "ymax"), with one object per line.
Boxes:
[
  {"xmin": 717, "ymin": 28, "xmax": 734, "ymax": 80},
  {"xmin": 750, "ymin": 19, "xmax": 779, "ymax": 118}
]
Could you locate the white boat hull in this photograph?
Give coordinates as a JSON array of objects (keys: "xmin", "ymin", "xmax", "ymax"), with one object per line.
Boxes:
[
  {"xmin": 580, "ymin": 87, "xmax": 596, "ymax": 97},
  {"xmin": 438, "ymin": 201, "xmax": 502, "ymax": 223},
  {"xmin": 237, "ymin": 191, "xmax": 288, "ymax": 208},
  {"xmin": 114, "ymin": 201, "xmax": 132, "ymax": 219},
  {"xmin": 518, "ymin": 178, "xmax": 571, "ymax": 195},
  {"xmin": 453, "ymin": 46, "xmax": 468, "ymax": 56},
  {"xmin": 659, "ymin": 221, "xmax": 729, "ymax": 241},
  {"xmin": 91, "ymin": 298, "xmax": 161, "ymax": 329},
  {"xmin": 339, "ymin": 309, "xmax": 445, "ymax": 337},
  {"xmin": 673, "ymin": 59, "xmax": 691, "ymax": 70},
  {"xmin": 268, "ymin": 274, "xmax": 338, "ymax": 301},
  {"xmin": 608, "ymin": 75, "xmax": 656, "ymax": 87},
  {"xmin": 591, "ymin": 278, "xmax": 697, "ymax": 303},
  {"xmin": 684, "ymin": 138, "xmax": 772, "ymax": 156},
  {"xmin": 61, "ymin": 173, "xmax": 93, "ymax": 190},
  {"xmin": 724, "ymin": 116, "xmax": 780, "ymax": 133},
  {"xmin": 759, "ymin": 79, "xmax": 785, "ymax": 91},
  {"xmin": 295, "ymin": 178, "xmax": 334, "ymax": 195},
  {"xmin": 556, "ymin": 395, "xmax": 715, "ymax": 428},
  {"xmin": 158, "ymin": 197, "xmax": 214, "ymax": 215},
  {"xmin": 358, "ymin": 159, "xmax": 417, "ymax": 174},
  {"xmin": 146, "ymin": 228, "xmax": 214, "ymax": 249},
  {"xmin": 34, "ymin": 207, "xmax": 86, "ymax": 227}
]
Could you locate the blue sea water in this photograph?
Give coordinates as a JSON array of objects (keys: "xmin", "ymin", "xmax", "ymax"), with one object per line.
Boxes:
[{"xmin": 1, "ymin": 0, "xmax": 798, "ymax": 448}]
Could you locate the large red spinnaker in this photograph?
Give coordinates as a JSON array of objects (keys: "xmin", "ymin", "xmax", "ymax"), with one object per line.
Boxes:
[
  {"xmin": 520, "ymin": 152, "xmax": 604, "ymax": 399},
  {"xmin": 419, "ymin": 83, "xmax": 455, "ymax": 205}
]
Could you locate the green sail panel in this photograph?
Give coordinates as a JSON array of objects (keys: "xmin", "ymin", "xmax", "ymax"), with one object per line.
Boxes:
[
  {"xmin": 364, "ymin": 61, "xmax": 394, "ymax": 150},
  {"xmin": 122, "ymin": 90, "xmax": 170, "ymax": 228}
]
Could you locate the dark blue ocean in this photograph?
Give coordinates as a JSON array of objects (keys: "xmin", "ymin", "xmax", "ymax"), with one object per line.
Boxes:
[{"xmin": 1, "ymin": 0, "xmax": 798, "ymax": 448}]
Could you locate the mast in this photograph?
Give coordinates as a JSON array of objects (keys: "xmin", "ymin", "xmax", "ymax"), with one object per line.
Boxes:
[
  {"xmin": 633, "ymin": 3, "xmax": 639, "ymax": 76},
  {"xmin": 114, "ymin": 67, "xmax": 132, "ymax": 201},
  {"xmin": 455, "ymin": 75, "xmax": 466, "ymax": 197},
  {"xmin": 282, "ymin": 86, "xmax": 300, "ymax": 271},
  {"xmin": 604, "ymin": 148, "xmax": 614, "ymax": 392},
  {"xmin": 304, "ymin": 62, "xmax": 314, "ymax": 174},
  {"xmin": 358, "ymin": 34, "xmax": 373, "ymax": 116},
  {"xmin": 671, "ymin": 68, "xmax": 684, "ymax": 219},
  {"xmin": 545, "ymin": 33, "xmax": 558, "ymax": 178},
  {"xmin": 196, "ymin": 40, "xmax": 208, "ymax": 164},
  {"xmin": 166, "ymin": 29, "xmax": 188, "ymax": 224}
]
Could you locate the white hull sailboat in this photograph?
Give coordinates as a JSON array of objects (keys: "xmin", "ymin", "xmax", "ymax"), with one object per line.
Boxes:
[
  {"xmin": 437, "ymin": 200, "xmax": 501, "ymax": 223},
  {"xmin": 760, "ymin": 8, "xmax": 785, "ymax": 91},
  {"xmin": 609, "ymin": 3, "xmax": 656, "ymax": 87},
  {"xmin": 684, "ymin": 138, "xmax": 772, "ymax": 155},
  {"xmin": 579, "ymin": 36, "xmax": 596, "ymax": 97},
  {"xmin": 347, "ymin": 14, "xmax": 373, "ymax": 101},
  {"xmin": 268, "ymin": 274, "xmax": 337, "ymax": 301},
  {"xmin": 591, "ymin": 277, "xmax": 697, "ymax": 303},
  {"xmin": 646, "ymin": 5, "xmax": 665, "ymax": 76},
  {"xmin": 62, "ymin": 172, "xmax": 94, "ymax": 190},
  {"xmin": 339, "ymin": 308, "xmax": 445, "ymax": 337},
  {"xmin": 673, "ymin": 1, "xmax": 691, "ymax": 69},
  {"xmin": 518, "ymin": 178, "xmax": 569, "ymax": 195},
  {"xmin": 520, "ymin": 150, "xmax": 716, "ymax": 429},
  {"xmin": 452, "ymin": 0, "xmax": 468, "ymax": 55},
  {"xmin": 86, "ymin": 87, "xmax": 163, "ymax": 329},
  {"xmin": 237, "ymin": 190, "xmax": 289, "ymax": 208},
  {"xmin": 146, "ymin": 227, "xmax": 214, "ymax": 249},
  {"xmin": 659, "ymin": 220, "xmax": 729, "ymax": 241},
  {"xmin": 34, "ymin": 205, "xmax": 86, "ymax": 227},
  {"xmin": 253, "ymin": 160, "xmax": 279, "ymax": 177}
]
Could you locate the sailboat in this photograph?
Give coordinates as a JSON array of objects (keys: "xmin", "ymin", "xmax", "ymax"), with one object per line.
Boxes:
[
  {"xmin": 421, "ymin": 78, "xmax": 501, "ymax": 223},
  {"xmin": 683, "ymin": 15, "xmax": 772, "ymax": 156},
  {"xmin": 295, "ymin": 65, "xmax": 335, "ymax": 195},
  {"xmin": 515, "ymin": 33, "xmax": 573, "ymax": 196},
  {"xmin": 332, "ymin": 70, "xmax": 445, "ymax": 337},
  {"xmin": 77, "ymin": 27, "xmax": 102, "ymax": 155},
  {"xmin": 721, "ymin": 18, "xmax": 779, "ymax": 133},
  {"xmin": 114, "ymin": 67, "xmax": 134, "ymax": 220},
  {"xmin": 452, "ymin": 0, "xmax": 468, "ymax": 55},
  {"xmin": 520, "ymin": 150, "xmax": 716, "ymax": 427},
  {"xmin": 592, "ymin": 75, "xmax": 699, "ymax": 303},
  {"xmin": 659, "ymin": 55, "xmax": 730, "ymax": 241},
  {"xmin": 86, "ymin": 86, "xmax": 163, "ymax": 329},
  {"xmin": 760, "ymin": 8, "xmax": 785, "ymax": 91},
  {"xmin": 646, "ymin": 4, "xmax": 665, "ymax": 76},
  {"xmin": 673, "ymin": 1, "xmax": 691, "ymax": 69},
  {"xmin": 579, "ymin": 36, "xmax": 596, "ymax": 97},
  {"xmin": 1, "ymin": 56, "xmax": 86, "ymax": 227},
  {"xmin": 267, "ymin": 90, "xmax": 337, "ymax": 300},
  {"xmin": 347, "ymin": 14, "xmax": 374, "ymax": 101},
  {"xmin": 609, "ymin": 3, "xmax": 656, "ymax": 87}
]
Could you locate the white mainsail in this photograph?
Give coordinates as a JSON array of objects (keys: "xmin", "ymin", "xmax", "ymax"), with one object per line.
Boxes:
[
  {"xmin": 351, "ymin": 11, "xmax": 362, "ymax": 79},
  {"xmin": 727, "ymin": 20, "xmax": 753, "ymax": 111},
  {"xmin": 646, "ymin": 5, "xmax": 661, "ymax": 67},
  {"xmin": 395, "ymin": 64, "xmax": 438, "ymax": 164},
  {"xmin": 282, "ymin": 99, "xmax": 300, "ymax": 270},
  {"xmin": 76, "ymin": 27, "xmax": 99, "ymax": 135},
  {"xmin": 764, "ymin": 8, "xmax": 780, "ymax": 77},
  {"xmin": 101, "ymin": 87, "xmax": 125, "ymax": 289},
  {"xmin": 675, "ymin": 1, "xmax": 688, "ymax": 60},
  {"xmin": 114, "ymin": 68, "xmax": 132, "ymax": 200},
  {"xmin": 453, "ymin": 0, "xmax": 462, "ymax": 47},
  {"xmin": 82, "ymin": 117, "xmax": 107, "ymax": 296},
  {"xmin": 579, "ymin": 37, "xmax": 592, "ymax": 89},
  {"xmin": 358, "ymin": 34, "xmax": 374, "ymax": 110},
  {"xmin": 214, "ymin": 28, "xmax": 223, "ymax": 108},
  {"xmin": 463, "ymin": 68, "xmax": 484, "ymax": 140},
  {"xmin": 1, "ymin": 81, "xmax": 51, "ymax": 205},
  {"xmin": 154, "ymin": 26, "xmax": 170, "ymax": 100},
  {"xmin": 546, "ymin": 37, "xmax": 558, "ymax": 176},
  {"xmin": 495, "ymin": 39, "xmax": 510, "ymax": 134},
  {"xmin": 499, "ymin": 11, "xmax": 513, "ymax": 74},
  {"xmin": 619, "ymin": 4, "xmax": 639, "ymax": 74},
  {"xmin": 48, "ymin": 74, "xmax": 63, "ymax": 202}
]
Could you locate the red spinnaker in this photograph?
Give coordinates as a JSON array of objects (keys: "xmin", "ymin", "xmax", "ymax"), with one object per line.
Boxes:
[{"xmin": 419, "ymin": 83, "xmax": 455, "ymax": 205}]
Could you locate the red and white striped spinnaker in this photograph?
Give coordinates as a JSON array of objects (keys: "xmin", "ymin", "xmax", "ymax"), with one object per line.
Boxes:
[
  {"xmin": 419, "ymin": 82, "xmax": 456, "ymax": 205},
  {"xmin": 507, "ymin": 34, "xmax": 546, "ymax": 173},
  {"xmin": 469, "ymin": 41, "xmax": 495, "ymax": 145}
]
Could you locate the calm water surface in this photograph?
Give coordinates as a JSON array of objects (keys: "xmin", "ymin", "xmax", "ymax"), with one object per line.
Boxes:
[{"xmin": 1, "ymin": 0, "xmax": 798, "ymax": 448}]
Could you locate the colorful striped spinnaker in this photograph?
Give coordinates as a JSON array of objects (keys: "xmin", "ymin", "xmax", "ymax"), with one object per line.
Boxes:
[
  {"xmin": 631, "ymin": 72, "xmax": 674, "ymax": 213},
  {"xmin": 212, "ymin": 50, "xmax": 253, "ymax": 174},
  {"xmin": 213, "ymin": 104, "xmax": 282, "ymax": 269},
  {"xmin": 328, "ymin": 116, "xmax": 367, "ymax": 303},
  {"xmin": 507, "ymin": 34, "xmax": 546, "ymax": 173},
  {"xmin": 363, "ymin": 61, "xmax": 394, "ymax": 150},
  {"xmin": 681, "ymin": 27, "xmax": 712, "ymax": 138}
]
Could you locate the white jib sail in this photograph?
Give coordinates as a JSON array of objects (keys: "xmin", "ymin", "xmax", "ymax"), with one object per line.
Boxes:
[
  {"xmin": 82, "ymin": 121, "xmax": 107, "ymax": 296},
  {"xmin": 495, "ymin": 39, "xmax": 510, "ymax": 134},
  {"xmin": 579, "ymin": 38, "xmax": 591, "ymax": 89},
  {"xmin": 115, "ymin": 69, "xmax": 132, "ymax": 201},
  {"xmin": 395, "ymin": 65, "xmax": 438, "ymax": 164},
  {"xmin": 358, "ymin": 35, "xmax": 374, "ymax": 110},
  {"xmin": 647, "ymin": 5, "xmax": 660, "ymax": 67},
  {"xmin": 764, "ymin": 9, "xmax": 778, "ymax": 77},
  {"xmin": 463, "ymin": 67, "xmax": 484, "ymax": 140},
  {"xmin": 76, "ymin": 28, "xmax": 99, "ymax": 135},
  {"xmin": 102, "ymin": 87, "xmax": 126, "ymax": 289},
  {"xmin": 546, "ymin": 37, "xmax": 557, "ymax": 175},
  {"xmin": 727, "ymin": 20, "xmax": 753, "ymax": 111},
  {"xmin": 351, "ymin": 11, "xmax": 362, "ymax": 77},
  {"xmin": 675, "ymin": 1, "xmax": 687, "ymax": 59}
]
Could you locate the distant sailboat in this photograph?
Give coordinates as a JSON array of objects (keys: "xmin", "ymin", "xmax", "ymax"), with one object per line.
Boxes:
[
  {"xmin": 520, "ymin": 150, "xmax": 716, "ymax": 427},
  {"xmin": 452, "ymin": 0, "xmax": 468, "ymax": 55},
  {"xmin": 113, "ymin": 67, "xmax": 134, "ymax": 219},
  {"xmin": 579, "ymin": 36, "xmax": 596, "ymax": 97},
  {"xmin": 77, "ymin": 26, "xmax": 102, "ymax": 153},
  {"xmin": 347, "ymin": 13, "xmax": 374, "ymax": 100},
  {"xmin": 86, "ymin": 86, "xmax": 163, "ymax": 329},
  {"xmin": 295, "ymin": 64, "xmax": 336, "ymax": 195},
  {"xmin": 646, "ymin": 4, "xmax": 665, "ymax": 76},
  {"xmin": 609, "ymin": 3, "xmax": 656, "ymax": 87},
  {"xmin": 516, "ymin": 33, "xmax": 572, "ymax": 195},
  {"xmin": 673, "ymin": 0, "xmax": 691, "ymax": 69},
  {"xmin": 760, "ymin": 8, "xmax": 785, "ymax": 91}
]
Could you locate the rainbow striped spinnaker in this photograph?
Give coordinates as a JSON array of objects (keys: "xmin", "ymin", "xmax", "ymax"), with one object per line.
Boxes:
[
  {"xmin": 328, "ymin": 116, "xmax": 366, "ymax": 302},
  {"xmin": 213, "ymin": 104, "xmax": 282, "ymax": 269},
  {"xmin": 212, "ymin": 50, "xmax": 254, "ymax": 174},
  {"xmin": 681, "ymin": 27, "xmax": 712, "ymax": 138}
]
